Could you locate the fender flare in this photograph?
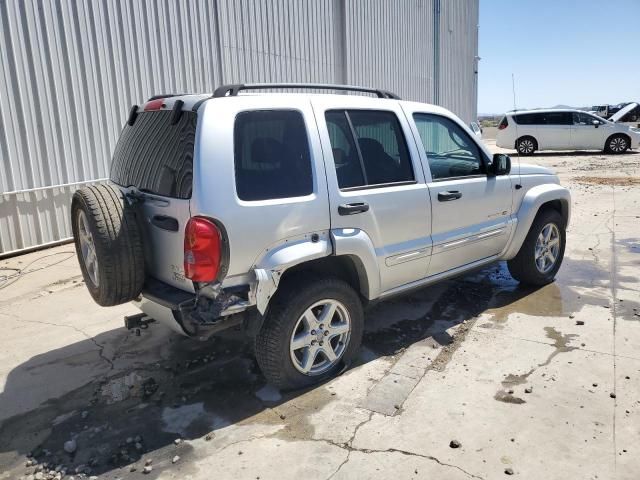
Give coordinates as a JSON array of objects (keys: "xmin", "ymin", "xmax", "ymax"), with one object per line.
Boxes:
[
  {"xmin": 503, "ymin": 183, "xmax": 571, "ymax": 260},
  {"xmin": 252, "ymin": 232, "xmax": 332, "ymax": 314},
  {"xmin": 331, "ymin": 228, "xmax": 381, "ymax": 300}
]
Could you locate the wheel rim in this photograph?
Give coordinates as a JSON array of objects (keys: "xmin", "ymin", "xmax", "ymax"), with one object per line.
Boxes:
[
  {"xmin": 289, "ymin": 299, "xmax": 351, "ymax": 376},
  {"xmin": 77, "ymin": 210, "xmax": 99, "ymax": 286},
  {"xmin": 610, "ymin": 137, "xmax": 626, "ymax": 152},
  {"xmin": 534, "ymin": 223, "xmax": 560, "ymax": 274},
  {"xmin": 519, "ymin": 139, "xmax": 534, "ymax": 154}
]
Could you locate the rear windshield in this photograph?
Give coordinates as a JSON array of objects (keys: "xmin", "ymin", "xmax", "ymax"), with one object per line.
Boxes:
[{"xmin": 110, "ymin": 110, "xmax": 197, "ymax": 199}]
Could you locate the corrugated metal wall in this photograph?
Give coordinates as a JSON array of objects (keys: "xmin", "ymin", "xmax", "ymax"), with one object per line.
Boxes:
[{"xmin": 0, "ymin": 0, "xmax": 479, "ymax": 255}]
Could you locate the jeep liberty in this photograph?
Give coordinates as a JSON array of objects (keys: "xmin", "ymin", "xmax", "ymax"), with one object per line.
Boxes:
[{"xmin": 71, "ymin": 83, "xmax": 571, "ymax": 389}]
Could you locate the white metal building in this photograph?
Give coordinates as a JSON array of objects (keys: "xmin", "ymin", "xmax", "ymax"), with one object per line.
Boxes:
[{"xmin": 0, "ymin": 0, "xmax": 479, "ymax": 255}]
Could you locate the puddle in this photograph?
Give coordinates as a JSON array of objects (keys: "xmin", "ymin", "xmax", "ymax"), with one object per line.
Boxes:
[
  {"xmin": 495, "ymin": 326, "xmax": 578, "ymax": 405},
  {"xmin": 162, "ymin": 403, "xmax": 209, "ymax": 436},
  {"xmin": 255, "ymin": 384, "xmax": 282, "ymax": 404}
]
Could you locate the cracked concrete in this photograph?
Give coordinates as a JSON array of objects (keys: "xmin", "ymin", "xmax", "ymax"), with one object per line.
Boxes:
[{"xmin": 1, "ymin": 144, "xmax": 639, "ymax": 480}]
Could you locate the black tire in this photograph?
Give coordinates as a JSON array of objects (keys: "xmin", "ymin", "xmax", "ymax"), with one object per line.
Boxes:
[
  {"xmin": 255, "ymin": 275, "xmax": 364, "ymax": 390},
  {"xmin": 516, "ymin": 136, "xmax": 537, "ymax": 156},
  {"xmin": 605, "ymin": 134, "xmax": 629, "ymax": 154},
  {"xmin": 71, "ymin": 184, "xmax": 145, "ymax": 306},
  {"xmin": 507, "ymin": 208, "xmax": 566, "ymax": 286}
]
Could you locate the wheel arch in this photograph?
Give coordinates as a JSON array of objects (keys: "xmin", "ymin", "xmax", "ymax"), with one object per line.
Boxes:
[
  {"xmin": 503, "ymin": 184, "xmax": 571, "ymax": 260},
  {"xmin": 278, "ymin": 255, "xmax": 369, "ymax": 302},
  {"xmin": 252, "ymin": 229, "xmax": 378, "ymax": 316},
  {"xmin": 515, "ymin": 135, "xmax": 538, "ymax": 150}
]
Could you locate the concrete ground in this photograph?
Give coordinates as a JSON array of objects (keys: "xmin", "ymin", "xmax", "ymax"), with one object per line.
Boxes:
[{"xmin": 1, "ymin": 143, "xmax": 639, "ymax": 480}]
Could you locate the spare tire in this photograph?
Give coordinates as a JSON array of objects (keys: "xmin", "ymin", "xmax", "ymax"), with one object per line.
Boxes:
[{"xmin": 71, "ymin": 184, "xmax": 145, "ymax": 306}]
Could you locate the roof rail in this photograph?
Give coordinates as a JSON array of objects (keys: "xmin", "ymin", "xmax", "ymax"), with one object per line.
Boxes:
[{"xmin": 212, "ymin": 83, "xmax": 401, "ymax": 100}]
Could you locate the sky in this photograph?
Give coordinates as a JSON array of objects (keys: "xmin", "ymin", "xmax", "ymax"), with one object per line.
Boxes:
[{"xmin": 478, "ymin": 0, "xmax": 640, "ymax": 114}]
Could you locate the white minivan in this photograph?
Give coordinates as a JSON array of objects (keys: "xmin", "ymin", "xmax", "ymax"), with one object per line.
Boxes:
[{"xmin": 496, "ymin": 108, "xmax": 640, "ymax": 155}]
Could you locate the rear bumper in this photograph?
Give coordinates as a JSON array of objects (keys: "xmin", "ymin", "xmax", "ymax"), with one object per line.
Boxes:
[
  {"xmin": 133, "ymin": 278, "xmax": 195, "ymax": 335},
  {"xmin": 132, "ymin": 277, "xmax": 251, "ymax": 336}
]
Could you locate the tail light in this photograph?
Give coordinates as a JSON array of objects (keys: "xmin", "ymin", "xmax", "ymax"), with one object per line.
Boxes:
[
  {"xmin": 498, "ymin": 117, "xmax": 508, "ymax": 130},
  {"xmin": 184, "ymin": 217, "xmax": 222, "ymax": 282}
]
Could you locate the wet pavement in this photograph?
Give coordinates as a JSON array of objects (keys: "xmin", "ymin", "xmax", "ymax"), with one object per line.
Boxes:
[{"xmin": 1, "ymin": 144, "xmax": 639, "ymax": 479}]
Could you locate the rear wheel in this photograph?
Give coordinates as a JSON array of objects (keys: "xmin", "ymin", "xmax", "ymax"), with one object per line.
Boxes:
[
  {"xmin": 507, "ymin": 209, "xmax": 566, "ymax": 286},
  {"xmin": 605, "ymin": 134, "xmax": 629, "ymax": 154},
  {"xmin": 71, "ymin": 184, "xmax": 145, "ymax": 306},
  {"xmin": 516, "ymin": 137, "xmax": 537, "ymax": 156},
  {"xmin": 255, "ymin": 276, "xmax": 363, "ymax": 390}
]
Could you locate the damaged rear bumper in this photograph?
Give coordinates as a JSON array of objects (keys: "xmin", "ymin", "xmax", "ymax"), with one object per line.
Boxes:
[{"xmin": 132, "ymin": 277, "xmax": 253, "ymax": 336}]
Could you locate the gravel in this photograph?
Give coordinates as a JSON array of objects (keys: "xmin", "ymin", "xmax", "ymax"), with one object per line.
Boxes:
[{"xmin": 449, "ymin": 440, "xmax": 461, "ymax": 448}]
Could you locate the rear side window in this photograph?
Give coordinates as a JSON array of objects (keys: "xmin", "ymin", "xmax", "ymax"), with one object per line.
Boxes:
[
  {"xmin": 325, "ymin": 110, "xmax": 414, "ymax": 189},
  {"xmin": 110, "ymin": 110, "xmax": 196, "ymax": 199},
  {"xmin": 545, "ymin": 112, "xmax": 572, "ymax": 125},
  {"xmin": 513, "ymin": 113, "xmax": 546, "ymax": 125},
  {"xmin": 514, "ymin": 112, "xmax": 571, "ymax": 125},
  {"xmin": 234, "ymin": 110, "xmax": 313, "ymax": 201}
]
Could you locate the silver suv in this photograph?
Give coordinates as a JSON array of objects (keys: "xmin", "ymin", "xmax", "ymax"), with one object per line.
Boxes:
[{"xmin": 71, "ymin": 83, "xmax": 571, "ymax": 389}]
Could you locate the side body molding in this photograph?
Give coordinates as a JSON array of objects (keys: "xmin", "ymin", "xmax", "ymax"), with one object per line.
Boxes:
[
  {"xmin": 252, "ymin": 232, "xmax": 332, "ymax": 313},
  {"xmin": 503, "ymin": 183, "xmax": 571, "ymax": 260},
  {"xmin": 331, "ymin": 228, "xmax": 381, "ymax": 300}
]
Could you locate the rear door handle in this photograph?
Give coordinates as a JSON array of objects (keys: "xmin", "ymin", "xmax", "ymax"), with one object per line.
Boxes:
[
  {"xmin": 438, "ymin": 191, "xmax": 462, "ymax": 202},
  {"xmin": 338, "ymin": 202, "xmax": 370, "ymax": 215}
]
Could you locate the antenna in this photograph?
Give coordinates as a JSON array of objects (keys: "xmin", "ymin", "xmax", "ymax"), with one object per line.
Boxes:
[{"xmin": 512, "ymin": 73, "xmax": 522, "ymax": 188}]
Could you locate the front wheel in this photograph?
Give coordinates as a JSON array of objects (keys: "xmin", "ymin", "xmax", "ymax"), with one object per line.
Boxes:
[
  {"xmin": 605, "ymin": 134, "xmax": 629, "ymax": 154},
  {"xmin": 507, "ymin": 209, "xmax": 566, "ymax": 286},
  {"xmin": 255, "ymin": 276, "xmax": 364, "ymax": 390}
]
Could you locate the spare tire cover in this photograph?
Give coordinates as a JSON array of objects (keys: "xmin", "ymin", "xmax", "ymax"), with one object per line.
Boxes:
[{"xmin": 71, "ymin": 184, "xmax": 145, "ymax": 306}]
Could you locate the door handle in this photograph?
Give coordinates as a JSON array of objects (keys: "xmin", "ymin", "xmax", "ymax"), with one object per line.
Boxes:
[
  {"xmin": 438, "ymin": 191, "xmax": 462, "ymax": 202},
  {"xmin": 338, "ymin": 202, "xmax": 370, "ymax": 215}
]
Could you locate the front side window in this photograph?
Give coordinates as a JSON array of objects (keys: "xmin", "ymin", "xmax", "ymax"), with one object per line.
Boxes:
[
  {"xmin": 234, "ymin": 110, "xmax": 313, "ymax": 201},
  {"xmin": 573, "ymin": 112, "xmax": 594, "ymax": 125},
  {"xmin": 325, "ymin": 110, "xmax": 414, "ymax": 189},
  {"xmin": 413, "ymin": 113, "xmax": 484, "ymax": 180}
]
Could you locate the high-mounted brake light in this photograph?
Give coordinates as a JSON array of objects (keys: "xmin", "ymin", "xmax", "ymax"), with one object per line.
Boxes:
[
  {"xmin": 144, "ymin": 99, "xmax": 164, "ymax": 111},
  {"xmin": 184, "ymin": 217, "xmax": 222, "ymax": 282}
]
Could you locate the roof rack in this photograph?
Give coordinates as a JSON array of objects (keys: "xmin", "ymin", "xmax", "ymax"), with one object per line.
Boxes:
[{"xmin": 212, "ymin": 83, "xmax": 401, "ymax": 100}]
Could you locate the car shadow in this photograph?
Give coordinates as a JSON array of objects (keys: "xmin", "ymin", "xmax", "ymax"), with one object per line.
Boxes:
[{"xmin": 0, "ymin": 259, "xmax": 637, "ymax": 478}]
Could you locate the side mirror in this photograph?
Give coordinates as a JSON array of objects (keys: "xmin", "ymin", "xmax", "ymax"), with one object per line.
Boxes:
[
  {"xmin": 489, "ymin": 153, "xmax": 511, "ymax": 176},
  {"xmin": 592, "ymin": 119, "xmax": 600, "ymax": 128}
]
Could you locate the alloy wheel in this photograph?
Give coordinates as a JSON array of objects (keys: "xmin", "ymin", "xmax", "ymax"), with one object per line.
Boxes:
[
  {"xmin": 609, "ymin": 137, "xmax": 627, "ymax": 153},
  {"xmin": 534, "ymin": 223, "xmax": 560, "ymax": 274},
  {"xmin": 518, "ymin": 139, "xmax": 535, "ymax": 154},
  {"xmin": 289, "ymin": 299, "xmax": 351, "ymax": 375},
  {"xmin": 77, "ymin": 210, "xmax": 99, "ymax": 286}
]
